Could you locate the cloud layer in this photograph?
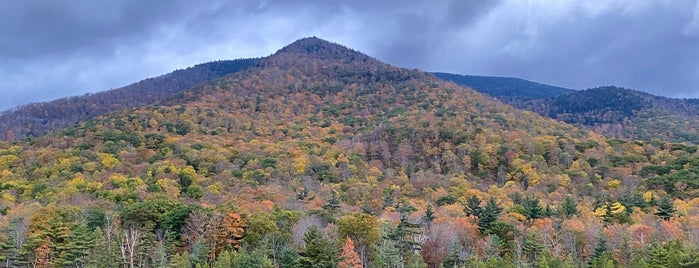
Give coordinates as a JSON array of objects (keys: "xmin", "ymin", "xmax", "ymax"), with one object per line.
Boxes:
[{"xmin": 1, "ymin": 0, "xmax": 698, "ymax": 111}]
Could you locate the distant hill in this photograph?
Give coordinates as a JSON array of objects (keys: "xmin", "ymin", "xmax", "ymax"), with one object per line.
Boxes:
[
  {"xmin": 436, "ymin": 71, "xmax": 699, "ymax": 143},
  {"xmin": 433, "ymin": 72, "xmax": 575, "ymax": 100},
  {"xmin": 0, "ymin": 58, "xmax": 258, "ymax": 140},
  {"xmin": 520, "ymin": 86, "xmax": 699, "ymax": 143}
]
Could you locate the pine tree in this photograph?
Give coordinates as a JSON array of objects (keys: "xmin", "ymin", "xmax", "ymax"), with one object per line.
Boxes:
[
  {"xmin": 322, "ymin": 191, "xmax": 341, "ymax": 215},
  {"xmin": 544, "ymin": 204, "xmax": 554, "ymax": 218},
  {"xmin": 655, "ymin": 196, "xmax": 676, "ymax": 221},
  {"xmin": 321, "ymin": 191, "xmax": 342, "ymax": 222},
  {"xmin": 54, "ymin": 224, "xmax": 95, "ymax": 267},
  {"xmin": 300, "ymin": 226, "xmax": 339, "ymax": 268},
  {"xmin": 422, "ymin": 205, "xmax": 436, "ymax": 232},
  {"xmin": 589, "ymin": 235, "xmax": 614, "ymax": 268},
  {"xmin": 387, "ymin": 203, "xmax": 423, "ymax": 268},
  {"xmin": 463, "ymin": 195, "xmax": 482, "ymax": 217},
  {"xmin": 560, "ymin": 196, "xmax": 579, "ymax": 218},
  {"xmin": 190, "ymin": 239, "xmax": 211, "ymax": 267},
  {"xmin": 405, "ymin": 252, "xmax": 427, "ymax": 268},
  {"xmin": 169, "ymin": 252, "xmax": 192, "ymax": 268},
  {"xmin": 522, "ymin": 231, "xmax": 545, "ymax": 263},
  {"xmin": 338, "ymin": 237, "xmax": 362, "ymax": 268},
  {"xmin": 280, "ymin": 247, "xmax": 302, "ymax": 268},
  {"xmin": 523, "ymin": 195, "xmax": 543, "ymax": 220},
  {"xmin": 238, "ymin": 249, "xmax": 274, "ymax": 268},
  {"xmin": 478, "ymin": 197, "xmax": 502, "ymax": 234}
]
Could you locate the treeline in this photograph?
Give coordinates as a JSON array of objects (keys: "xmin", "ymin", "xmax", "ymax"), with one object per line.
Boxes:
[{"xmin": 0, "ymin": 59, "xmax": 258, "ymax": 141}]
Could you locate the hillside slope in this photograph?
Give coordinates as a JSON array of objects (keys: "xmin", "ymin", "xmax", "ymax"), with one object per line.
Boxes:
[
  {"xmin": 0, "ymin": 37, "xmax": 697, "ymax": 267},
  {"xmin": 439, "ymin": 72, "xmax": 699, "ymax": 143},
  {"xmin": 521, "ymin": 86, "xmax": 699, "ymax": 142},
  {"xmin": 0, "ymin": 58, "xmax": 258, "ymax": 141}
]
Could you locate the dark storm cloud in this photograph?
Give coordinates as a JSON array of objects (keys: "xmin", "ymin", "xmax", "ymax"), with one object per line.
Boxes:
[
  {"xmin": 1, "ymin": 0, "xmax": 698, "ymax": 111},
  {"xmin": 431, "ymin": 0, "xmax": 699, "ymax": 98},
  {"xmin": 0, "ymin": 1, "xmax": 194, "ymax": 59}
]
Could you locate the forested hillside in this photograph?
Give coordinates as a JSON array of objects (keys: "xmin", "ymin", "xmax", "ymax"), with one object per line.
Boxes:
[
  {"xmin": 520, "ymin": 87, "xmax": 699, "ymax": 143},
  {"xmin": 433, "ymin": 72, "xmax": 574, "ymax": 100},
  {"xmin": 0, "ymin": 37, "xmax": 697, "ymax": 267},
  {"xmin": 0, "ymin": 59, "xmax": 258, "ymax": 141},
  {"xmin": 440, "ymin": 73, "xmax": 699, "ymax": 144}
]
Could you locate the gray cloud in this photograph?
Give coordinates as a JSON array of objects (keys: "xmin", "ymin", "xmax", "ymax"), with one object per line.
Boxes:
[{"xmin": 1, "ymin": 0, "xmax": 698, "ymax": 111}]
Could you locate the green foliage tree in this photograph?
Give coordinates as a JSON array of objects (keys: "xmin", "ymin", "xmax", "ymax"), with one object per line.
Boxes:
[
  {"xmin": 479, "ymin": 197, "xmax": 503, "ymax": 234},
  {"xmin": 655, "ymin": 196, "xmax": 676, "ymax": 221},
  {"xmin": 645, "ymin": 240, "xmax": 699, "ymax": 268},
  {"xmin": 522, "ymin": 231, "xmax": 545, "ymax": 264},
  {"xmin": 386, "ymin": 203, "xmax": 423, "ymax": 267},
  {"xmin": 464, "ymin": 195, "xmax": 482, "ymax": 217},
  {"xmin": 169, "ymin": 252, "xmax": 191, "ymax": 268},
  {"xmin": 589, "ymin": 235, "xmax": 614, "ymax": 268},
  {"xmin": 300, "ymin": 226, "xmax": 339, "ymax": 268},
  {"xmin": 280, "ymin": 247, "xmax": 302, "ymax": 268},
  {"xmin": 559, "ymin": 196, "xmax": 579, "ymax": 218},
  {"xmin": 422, "ymin": 205, "xmax": 436, "ymax": 231}
]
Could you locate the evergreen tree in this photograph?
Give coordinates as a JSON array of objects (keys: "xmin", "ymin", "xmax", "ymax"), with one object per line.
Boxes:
[
  {"xmin": 443, "ymin": 243, "xmax": 466, "ymax": 268},
  {"xmin": 54, "ymin": 224, "xmax": 95, "ymax": 267},
  {"xmin": 0, "ymin": 218, "xmax": 29, "ymax": 268},
  {"xmin": 190, "ymin": 239, "xmax": 211, "ymax": 267},
  {"xmin": 319, "ymin": 191, "xmax": 342, "ymax": 223},
  {"xmin": 645, "ymin": 240, "xmax": 699, "ymax": 268},
  {"xmin": 560, "ymin": 196, "xmax": 579, "ymax": 218},
  {"xmin": 422, "ymin": 205, "xmax": 436, "ymax": 232},
  {"xmin": 655, "ymin": 196, "xmax": 676, "ymax": 221},
  {"xmin": 280, "ymin": 247, "xmax": 302, "ymax": 268},
  {"xmin": 386, "ymin": 203, "xmax": 423, "ymax": 268},
  {"xmin": 169, "ymin": 252, "xmax": 192, "ymax": 268},
  {"xmin": 463, "ymin": 195, "xmax": 482, "ymax": 217},
  {"xmin": 478, "ymin": 197, "xmax": 502, "ymax": 234},
  {"xmin": 238, "ymin": 249, "xmax": 274, "ymax": 268},
  {"xmin": 322, "ymin": 191, "xmax": 341, "ymax": 215},
  {"xmin": 523, "ymin": 195, "xmax": 544, "ymax": 220},
  {"xmin": 544, "ymin": 204, "xmax": 554, "ymax": 218},
  {"xmin": 300, "ymin": 226, "xmax": 339, "ymax": 268},
  {"xmin": 376, "ymin": 239, "xmax": 401, "ymax": 268},
  {"xmin": 405, "ymin": 252, "xmax": 427, "ymax": 268},
  {"xmin": 522, "ymin": 231, "xmax": 545, "ymax": 263},
  {"xmin": 488, "ymin": 221, "xmax": 518, "ymax": 256},
  {"xmin": 589, "ymin": 235, "xmax": 614, "ymax": 268}
]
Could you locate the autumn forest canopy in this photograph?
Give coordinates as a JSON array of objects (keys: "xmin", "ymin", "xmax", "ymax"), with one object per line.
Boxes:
[{"xmin": 0, "ymin": 37, "xmax": 698, "ymax": 268}]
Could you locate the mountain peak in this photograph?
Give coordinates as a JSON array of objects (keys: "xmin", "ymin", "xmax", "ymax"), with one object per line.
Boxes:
[
  {"xmin": 277, "ymin": 36, "xmax": 345, "ymax": 54},
  {"xmin": 273, "ymin": 36, "xmax": 376, "ymax": 64}
]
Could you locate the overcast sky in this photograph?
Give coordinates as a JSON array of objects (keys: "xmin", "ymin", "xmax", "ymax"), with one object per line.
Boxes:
[{"xmin": 2, "ymin": 0, "xmax": 699, "ymax": 111}]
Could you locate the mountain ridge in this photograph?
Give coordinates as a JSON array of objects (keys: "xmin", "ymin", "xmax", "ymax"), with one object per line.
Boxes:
[
  {"xmin": 0, "ymin": 58, "xmax": 259, "ymax": 141},
  {"xmin": 438, "ymin": 72, "xmax": 699, "ymax": 143},
  {"xmin": 433, "ymin": 72, "xmax": 575, "ymax": 99}
]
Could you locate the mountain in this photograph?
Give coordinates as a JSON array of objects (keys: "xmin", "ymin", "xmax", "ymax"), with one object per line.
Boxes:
[
  {"xmin": 0, "ymin": 37, "xmax": 697, "ymax": 267},
  {"xmin": 437, "ymin": 72, "xmax": 699, "ymax": 143},
  {"xmin": 520, "ymin": 86, "xmax": 699, "ymax": 143},
  {"xmin": 0, "ymin": 58, "xmax": 258, "ymax": 141},
  {"xmin": 433, "ymin": 72, "xmax": 575, "ymax": 100}
]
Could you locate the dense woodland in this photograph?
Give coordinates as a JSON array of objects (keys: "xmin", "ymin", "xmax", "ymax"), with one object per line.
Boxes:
[
  {"xmin": 442, "ymin": 74, "xmax": 699, "ymax": 144},
  {"xmin": 0, "ymin": 37, "xmax": 698, "ymax": 267},
  {"xmin": 0, "ymin": 59, "xmax": 258, "ymax": 141}
]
